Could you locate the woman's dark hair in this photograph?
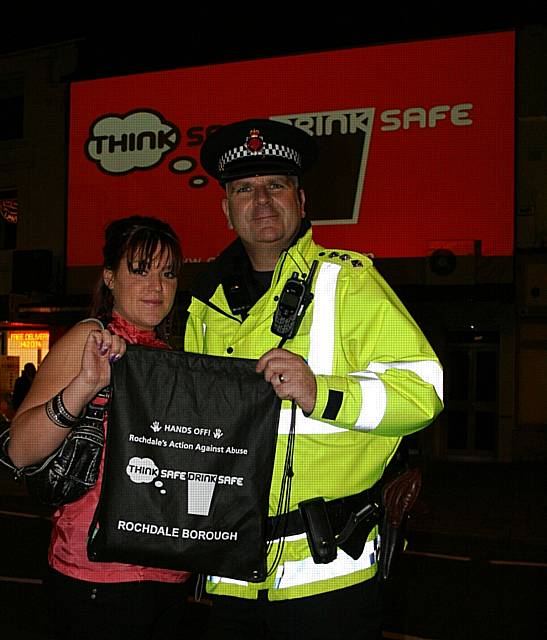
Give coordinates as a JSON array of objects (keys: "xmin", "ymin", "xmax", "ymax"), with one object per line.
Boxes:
[{"xmin": 91, "ymin": 216, "xmax": 183, "ymax": 336}]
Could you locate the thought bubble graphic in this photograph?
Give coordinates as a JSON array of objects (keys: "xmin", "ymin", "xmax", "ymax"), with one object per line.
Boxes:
[
  {"xmin": 168, "ymin": 156, "xmax": 208, "ymax": 188},
  {"xmin": 170, "ymin": 157, "xmax": 195, "ymax": 173},
  {"xmin": 85, "ymin": 109, "xmax": 180, "ymax": 175},
  {"xmin": 155, "ymin": 480, "xmax": 167, "ymax": 495},
  {"xmin": 126, "ymin": 457, "xmax": 159, "ymax": 484}
]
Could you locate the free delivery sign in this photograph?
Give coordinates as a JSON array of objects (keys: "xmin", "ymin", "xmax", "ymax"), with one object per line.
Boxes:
[{"xmin": 68, "ymin": 30, "xmax": 514, "ymax": 265}]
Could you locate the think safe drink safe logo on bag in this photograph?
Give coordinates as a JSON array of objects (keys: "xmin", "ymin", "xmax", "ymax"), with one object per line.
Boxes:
[{"xmin": 88, "ymin": 345, "xmax": 281, "ymax": 582}]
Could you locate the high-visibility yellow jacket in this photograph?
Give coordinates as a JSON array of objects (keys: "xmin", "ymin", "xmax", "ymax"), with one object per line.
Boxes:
[{"xmin": 185, "ymin": 227, "xmax": 443, "ymax": 600}]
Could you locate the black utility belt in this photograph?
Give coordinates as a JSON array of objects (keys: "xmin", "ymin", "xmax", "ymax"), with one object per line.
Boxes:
[{"xmin": 266, "ymin": 488, "xmax": 381, "ymax": 564}]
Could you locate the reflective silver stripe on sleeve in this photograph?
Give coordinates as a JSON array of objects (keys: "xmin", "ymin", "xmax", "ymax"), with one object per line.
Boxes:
[
  {"xmin": 307, "ymin": 262, "xmax": 341, "ymax": 376},
  {"xmin": 350, "ymin": 372, "xmax": 387, "ymax": 431},
  {"xmin": 350, "ymin": 360, "xmax": 443, "ymax": 431},
  {"xmin": 367, "ymin": 360, "xmax": 444, "ymax": 401}
]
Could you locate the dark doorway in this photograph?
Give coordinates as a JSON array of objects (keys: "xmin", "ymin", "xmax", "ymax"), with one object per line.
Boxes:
[{"xmin": 444, "ymin": 330, "xmax": 499, "ymax": 458}]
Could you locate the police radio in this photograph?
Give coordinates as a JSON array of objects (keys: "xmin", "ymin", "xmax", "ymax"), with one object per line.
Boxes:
[{"xmin": 271, "ymin": 260, "xmax": 318, "ymax": 341}]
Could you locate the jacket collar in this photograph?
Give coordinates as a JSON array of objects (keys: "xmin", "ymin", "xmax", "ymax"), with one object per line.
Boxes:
[{"xmin": 192, "ymin": 219, "xmax": 312, "ymax": 304}]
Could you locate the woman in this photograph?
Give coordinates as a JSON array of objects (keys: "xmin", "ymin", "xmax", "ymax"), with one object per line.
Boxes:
[{"xmin": 8, "ymin": 215, "xmax": 190, "ymax": 640}]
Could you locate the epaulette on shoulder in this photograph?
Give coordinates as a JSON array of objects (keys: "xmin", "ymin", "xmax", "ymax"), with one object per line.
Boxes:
[{"xmin": 316, "ymin": 248, "xmax": 373, "ymax": 270}]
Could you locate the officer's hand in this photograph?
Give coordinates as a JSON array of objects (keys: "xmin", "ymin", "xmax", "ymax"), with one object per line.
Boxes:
[{"xmin": 256, "ymin": 348, "xmax": 316, "ymax": 414}]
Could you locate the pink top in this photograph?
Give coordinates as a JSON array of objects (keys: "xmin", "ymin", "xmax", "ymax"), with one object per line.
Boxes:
[{"xmin": 49, "ymin": 314, "xmax": 189, "ymax": 584}]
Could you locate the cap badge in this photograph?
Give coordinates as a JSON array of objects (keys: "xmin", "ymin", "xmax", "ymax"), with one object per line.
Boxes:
[{"xmin": 245, "ymin": 129, "xmax": 264, "ymax": 153}]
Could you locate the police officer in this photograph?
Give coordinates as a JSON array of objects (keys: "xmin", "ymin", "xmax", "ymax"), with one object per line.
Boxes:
[{"xmin": 186, "ymin": 118, "xmax": 443, "ymax": 639}]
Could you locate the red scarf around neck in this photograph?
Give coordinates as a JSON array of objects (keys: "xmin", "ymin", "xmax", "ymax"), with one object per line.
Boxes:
[{"xmin": 107, "ymin": 311, "xmax": 168, "ymax": 349}]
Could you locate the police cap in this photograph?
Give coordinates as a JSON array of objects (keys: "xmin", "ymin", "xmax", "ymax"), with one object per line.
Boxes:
[{"xmin": 200, "ymin": 118, "xmax": 318, "ymax": 185}]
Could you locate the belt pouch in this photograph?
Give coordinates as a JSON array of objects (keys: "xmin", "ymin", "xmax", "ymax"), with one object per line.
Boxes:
[{"xmin": 298, "ymin": 498, "xmax": 337, "ymax": 564}]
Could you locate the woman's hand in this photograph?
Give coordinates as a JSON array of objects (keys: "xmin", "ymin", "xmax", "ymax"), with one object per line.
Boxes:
[{"xmin": 76, "ymin": 330, "xmax": 127, "ymax": 401}]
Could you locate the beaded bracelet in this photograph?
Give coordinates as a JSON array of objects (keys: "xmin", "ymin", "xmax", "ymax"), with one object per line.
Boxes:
[{"xmin": 45, "ymin": 389, "xmax": 82, "ymax": 429}]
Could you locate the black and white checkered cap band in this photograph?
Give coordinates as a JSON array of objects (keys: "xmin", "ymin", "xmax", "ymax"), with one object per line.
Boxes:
[{"xmin": 218, "ymin": 143, "xmax": 302, "ymax": 173}]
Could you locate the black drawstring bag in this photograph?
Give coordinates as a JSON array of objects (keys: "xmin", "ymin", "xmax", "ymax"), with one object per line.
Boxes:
[{"xmin": 87, "ymin": 345, "xmax": 281, "ymax": 583}]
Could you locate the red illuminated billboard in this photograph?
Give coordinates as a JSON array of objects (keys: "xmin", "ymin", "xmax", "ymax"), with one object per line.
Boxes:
[{"xmin": 68, "ymin": 31, "xmax": 514, "ymax": 266}]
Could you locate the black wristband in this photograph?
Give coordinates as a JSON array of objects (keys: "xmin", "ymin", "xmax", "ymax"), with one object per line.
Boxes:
[{"xmin": 45, "ymin": 390, "xmax": 81, "ymax": 429}]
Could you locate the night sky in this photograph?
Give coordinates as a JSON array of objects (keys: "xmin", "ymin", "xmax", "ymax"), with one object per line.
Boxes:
[{"xmin": 2, "ymin": 8, "xmax": 543, "ymax": 81}]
